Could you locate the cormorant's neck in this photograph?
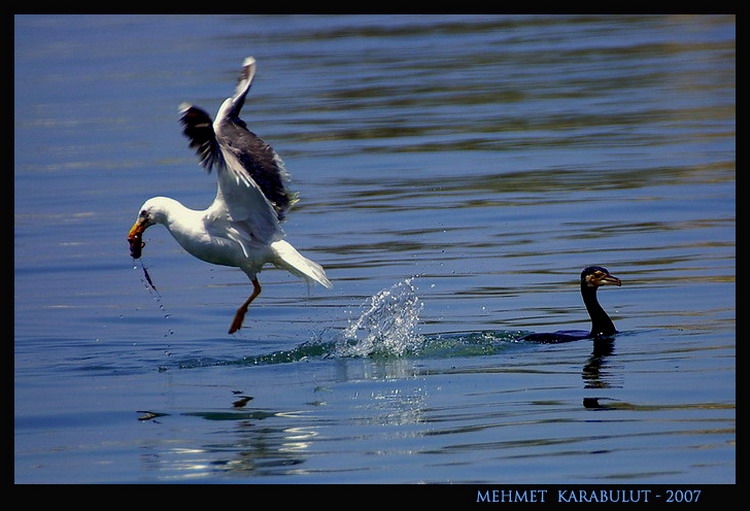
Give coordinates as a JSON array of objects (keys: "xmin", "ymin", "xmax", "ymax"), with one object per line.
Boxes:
[{"xmin": 581, "ymin": 283, "xmax": 616, "ymax": 337}]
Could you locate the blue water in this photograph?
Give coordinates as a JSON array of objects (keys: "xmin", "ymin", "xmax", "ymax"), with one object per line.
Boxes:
[{"xmin": 14, "ymin": 15, "xmax": 734, "ymax": 485}]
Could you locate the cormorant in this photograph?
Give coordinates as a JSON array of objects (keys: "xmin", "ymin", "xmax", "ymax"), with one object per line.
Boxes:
[{"xmin": 521, "ymin": 266, "xmax": 621, "ymax": 343}]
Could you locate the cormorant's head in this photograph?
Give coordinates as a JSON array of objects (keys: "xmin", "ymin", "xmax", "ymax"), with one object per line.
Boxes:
[{"xmin": 581, "ymin": 266, "xmax": 621, "ymax": 288}]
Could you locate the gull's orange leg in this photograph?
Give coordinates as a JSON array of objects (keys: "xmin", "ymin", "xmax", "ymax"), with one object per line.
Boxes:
[{"xmin": 228, "ymin": 278, "xmax": 262, "ymax": 334}]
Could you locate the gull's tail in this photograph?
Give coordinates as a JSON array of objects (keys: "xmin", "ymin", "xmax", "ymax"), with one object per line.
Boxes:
[{"xmin": 271, "ymin": 239, "xmax": 332, "ymax": 289}]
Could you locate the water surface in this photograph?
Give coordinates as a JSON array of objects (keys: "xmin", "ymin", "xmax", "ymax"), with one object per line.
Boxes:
[{"xmin": 14, "ymin": 15, "xmax": 735, "ymax": 485}]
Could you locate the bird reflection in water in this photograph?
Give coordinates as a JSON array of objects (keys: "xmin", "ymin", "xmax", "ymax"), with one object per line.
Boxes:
[{"xmin": 583, "ymin": 337, "xmax": 620, "ymax": 388}]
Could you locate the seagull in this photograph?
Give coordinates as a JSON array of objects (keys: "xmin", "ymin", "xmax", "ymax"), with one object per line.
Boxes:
[{"xmin": 128, "ymin": 56, "xmax": 332, "ymax": 334}]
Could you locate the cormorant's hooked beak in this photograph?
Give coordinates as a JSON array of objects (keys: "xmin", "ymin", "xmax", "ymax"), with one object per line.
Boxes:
[
  {"xmin": 127, "ymin": 217, "xmax": 148, "ymax": 259},
  {"xmin": 596, "ymin": 273, "xmax": 622, "ymax": 287}
]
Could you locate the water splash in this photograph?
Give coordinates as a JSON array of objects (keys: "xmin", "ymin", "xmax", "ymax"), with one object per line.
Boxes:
[{"xmin": 335, "ymin": 278, "xmax": 424, "ymax": 358}]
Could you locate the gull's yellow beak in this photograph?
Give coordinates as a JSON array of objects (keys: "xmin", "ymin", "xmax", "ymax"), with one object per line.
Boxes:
[{"xmin": 127, "ymin": 218, "xmax": 147, "ymax": 259}]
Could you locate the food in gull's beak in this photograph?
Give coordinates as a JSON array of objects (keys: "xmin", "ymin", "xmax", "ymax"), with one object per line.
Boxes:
[{"xmin": 128, "ymin": 231, "xmax": 145, "ymax": 259}]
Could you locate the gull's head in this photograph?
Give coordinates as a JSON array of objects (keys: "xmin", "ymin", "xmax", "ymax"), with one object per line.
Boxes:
[{"xmin": 128, "ymin": 197, "xmax": 168, "ymax": 259}]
